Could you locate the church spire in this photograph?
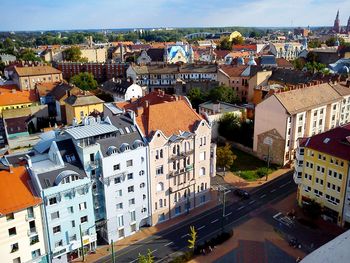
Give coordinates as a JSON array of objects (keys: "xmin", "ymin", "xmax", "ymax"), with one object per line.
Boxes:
[{"xmin": 333, "ymin": 10, "xmax": 341, "ymax": 33}]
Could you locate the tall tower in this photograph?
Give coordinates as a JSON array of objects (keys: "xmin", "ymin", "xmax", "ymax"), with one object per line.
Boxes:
[
  {"xmin": 347, "ymin": 16, "xmax": 350, "ymax": 33},
  {"xmin": 333, "ymin": 10, "xmax": 341, "ymax": 33}
]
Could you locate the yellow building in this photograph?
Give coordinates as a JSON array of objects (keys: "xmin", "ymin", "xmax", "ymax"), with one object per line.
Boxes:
[
  {"xmin": 64, "ymin": 93, "xmax": 104, "ymax": 125},
  {"xmin": 229, "ymin": 31, "xmax": 242, "ymax": 42},
  {"xmin": 294, "ymin": 124, "xmax": 350, "ymax": 226},
  {"xmin": 0, "ymin": 85, "xmax": 39, "ymax": 114}
]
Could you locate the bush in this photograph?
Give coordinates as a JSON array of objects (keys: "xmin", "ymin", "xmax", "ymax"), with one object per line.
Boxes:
[
  {"xmin": 194, "ymin": 230, "xmax": 233, "ymax": 255},
  {"xmin": 256, "ymin": 167, "xmax": 269, "ymax": 178}
]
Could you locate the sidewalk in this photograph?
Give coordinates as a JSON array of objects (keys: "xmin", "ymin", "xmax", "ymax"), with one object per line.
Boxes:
[
  {"xmin": 75, "ymin": 190, "xmax": 219, "ymax": 262},
  {"xmin": 222, "ymin": 168, "xmax": 292, "ymax": 192}
]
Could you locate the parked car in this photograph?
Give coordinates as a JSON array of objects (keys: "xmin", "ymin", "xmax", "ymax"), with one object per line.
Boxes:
[{"xmin": 234, "ymin": 189, "xmax": 250, "ymax": 199}]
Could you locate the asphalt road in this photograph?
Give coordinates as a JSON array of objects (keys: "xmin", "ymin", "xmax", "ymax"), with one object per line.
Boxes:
[{"xmin": 95, "ymin": 171, "xmax": 296, "ymax": 263}]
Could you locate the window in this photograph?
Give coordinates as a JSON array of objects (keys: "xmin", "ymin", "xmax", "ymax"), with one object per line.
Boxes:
[
  {"xmin": 30, "ymin": 235, "xmax": 39, "ymax": 245},
  {"xmin": 13, "ymin": 257, "xmax": 20, "ymax": 263},
  {"xmin": 117, "ymin": 189, "xmax": 122, "ymax": 197},
  {"xmin": 143, "ymin": 194, "xmax": 146, "ymax": 200},
  {"xmin": 51, "ymin": 211, "xmax": 60, "ymax": 220},
  {"xmin": 69, "ymin": 235, "xmax": 77, "ymax": 242},
  {"xmin": 126, "ymin": 160, "xmax": 133, "ymax": 167},
  {"xmin": 116, "ymin": 203, "xmax": 123, "ymax": 209},
  {"xmin": 159, "ymin": 213, "xmax": 165, "ymax": 221},
  {"xmin": 113, "ymin": 164, "xmax": 120, "ymax": 170},
  {"xmin": 139, "ymin": 170, "xmax": 145, "ymax": 176},
  {"xmin": 127, "ymin": 173, "xmax": 133, "ymax": 180},
  {"xmin": 114, "ymin": 177, "xmax": 121, "ymax": 184},
  {"xmin": 140, "ymin": 182, "xmax": 145, "ymax": 188},
  {"xmin": 53, "ymin": 226, "xmax": 61, "ymax": 234},
  {"xmin": 11, "ymin": 243, "xmax": 19, "ymax": 253},
  {"xmin": 80, "ymin": 216, "xmax": 88, "ymax": 224},
  {"xmin": 31, "ymin": 249, "xmax": 41, "ymax": 259},
  {"xmin": 129, "ymin": 198, "xmax": 135, "ymax": 205},
  {"xmin": 130, "ymin": 211, "xmax": 136, "ymax": 222},
  {"xmin": 157, "ymin": 182, "xmax": 164, "ymax": 192},
  {"xmin": 68, "ymin": 206, "xmax": 74, "ymax": 213},
  {"xmin": 118, "ymin": 229, "xmax": 125, "ymax": 238},
  {"xmin": 199, "ymin": 167, "xmax": 206, "ymax": 176},
  {"xmin": 8, "ymin": 227, "xmax": 16, "ymax": 236},
  {"xmin": 128, "ymin": 186, "xmax": 134, "ymax": 193},
  {"xmin": 160, "ymin": 149, "xmax": 163, "ymax": 158},
  {"xmin": 79, "ymin": 202, "xmax": 87, "ymax": 210},
  {"xmin": 175, "ymin": 206, "xmax": 182, "ymax": 215},
  {"xmin": 159, "ymin": 199, "xmax": 163, "ymax": 208},
  {"xmin": 156, "ymin": 166, "xmax": 164, "ymax": 175},
  {"xmin": 118, "ymin": 215, "xmax": 124, "ymax": 227},
  {"xmin": 200, "ymin": 195, "xmax": 206, "ymax": 203},
  {"xmin": 199, "ymin": 152, "xmax": 206, "ymax": 161},
  {"xmin": 49, "ymin": 197, "xmax": 57, "ymax": 205},
  {"xmin": 71, "ymin": 220, "xmax": 75, "ymax": 228},
  {"xmin": 6, "ymin": 213, "xmax": 14, "ymax": 221},
  {"xmin": 55, "ymin": 240, "xmax": 63, "ymax": 248},
  {"xmin": 131, "ymin": 223, "xmax": 137, "ymax": 233}
]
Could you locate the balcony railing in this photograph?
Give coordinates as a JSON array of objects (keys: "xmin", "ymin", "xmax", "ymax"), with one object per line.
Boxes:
[
  {"xmin": 169, "ymin": 150, "xmax": 195, "ymax": 161},
  {"xmin": 293, "ymin": 171, "xmax": 302, "ymax": 185}
]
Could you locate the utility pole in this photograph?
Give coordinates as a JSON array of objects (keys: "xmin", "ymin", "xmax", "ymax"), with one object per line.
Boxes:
[
  {"xmin": 79, "ymin": 224, "xmax": 85, "ymax": 262},
  {"xmin": 221, "ymin": 187, "xmax": 231, "ymax": 233},
  {"xmin": 266, "ymin": 145, "xmax": 270, "ymax": 181},
  {"xmin": 111, "ymin": 239, "xmax": 115, "ymax": 263}
]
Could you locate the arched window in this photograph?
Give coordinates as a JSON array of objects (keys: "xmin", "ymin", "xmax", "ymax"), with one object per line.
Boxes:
[
  {"xmin": 177, "ymin": 145, "xmax": 180, "ymax": 155},
  {"xmin": 140, "ymin": 182, "xmax": 145, "ymax": 188},
  {"xmin": 139, "ymin": 170, "xmax": 145, "ymax": 176},
  {"xmin": 160, "ymin": 149, "xmax": 163, "ymax": 158},
  {"xmin": 156, "ymin": 182, "xmax": 164, "ymax": 192},
  {"xmin": 173, "ymin": 146, "xmax": 176, "ymax": 154},
  {"xmin": 201, "ymin": 183, "xmax": 204, "ymax": 191},
  {"xmin": 159, "ymin": 199, "xmax": 163, "ymax": 208},
  {"xmin": 199, "ymin": 167, "xmax": 205, "ymax": 176}
]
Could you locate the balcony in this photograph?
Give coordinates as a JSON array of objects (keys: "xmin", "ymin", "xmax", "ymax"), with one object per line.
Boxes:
[
  {"xmin": 185, "ymin": 164, "xmax": 193, "ymax": 172},
  {"xmin": 27, "ymin": 227, "xmax": 37, "ymax": 236},
  {"xmin": 293, "ymin": 171, "xmax": 302, "ymax": 184},
  {"xmin": 169, "ymin": 150, "xmax": 195, "ymax": 161},
  {"xmin": 88, "ymin": 160, "xmax": 99, "ymax": 169},
  {"xmin": 25, "ymin": 214, "xmax": 35, "ymax": 221}
]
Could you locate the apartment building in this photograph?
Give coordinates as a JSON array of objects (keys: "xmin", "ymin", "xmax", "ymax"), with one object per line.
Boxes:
[
  {"xmin": 64, "ymin": 112, "xmax": 150, "ymax": 243},
  {"xmin": 294, "ymin": 124, "xmax": 350, "ymax": 226},
  {"xmin": 0, "ymin": 165, "xmax": 47, "ymax": 263},
  {"xmin": 126, "ymin": 64, "xmax": 217, "ymax": 89},
  {"xmin": 28, "ymin": 139, "xmax": 97, "ymax": 263},
  {"xmin": 12, "ymin": 66, "xmax": 63, "ymax": 90},
  {"xmin": 116, "ymin": 91, "xmax": 216, "ymax": 225},
  {"xmin": 253, "ymin": 83, "xmax": 350, "ymax": 165}
]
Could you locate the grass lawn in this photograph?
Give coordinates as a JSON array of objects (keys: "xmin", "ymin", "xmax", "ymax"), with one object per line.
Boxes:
[{"xmin": 230, "ymin": 148, "xmax": 278, "ymax": 181}]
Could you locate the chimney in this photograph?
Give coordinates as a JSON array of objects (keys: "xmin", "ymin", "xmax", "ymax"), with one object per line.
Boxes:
[{"xmin": 135, "ymin": 106, "xmax": 144, "ymax": 116}]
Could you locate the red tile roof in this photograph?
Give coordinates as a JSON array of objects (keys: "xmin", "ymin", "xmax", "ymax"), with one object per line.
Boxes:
[
  {"xmin": 0, "ymin": 166, "xmax": 42, "ymax": 215},
  {"xmin": 116, "ymin": 91, "xmax": 203, "ymax": 137},
  {"xmin": 232, "ymin": 44, "xmax": 257, "ymax": 51},
  {"xmin": 276, "ymin": 58, "xmax": 293, "ymax": 68},
  {"xmin": 219, "ymin": 65, "xmax": 247, "ymax": 77},
  {"xmin": 301, "ymin": 123, "xmax": 350, "ymax": 161},
  {"xmin": 0, "ymin": 85, "xmax": 39, "ymax": 106}
]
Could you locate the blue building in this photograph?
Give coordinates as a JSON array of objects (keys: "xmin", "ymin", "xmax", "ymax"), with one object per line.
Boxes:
[{"xmin": 28, "ymin": 138, "xmax": 96, "ymax": 263}]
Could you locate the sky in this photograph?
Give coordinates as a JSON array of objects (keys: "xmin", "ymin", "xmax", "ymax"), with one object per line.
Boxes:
[{"xmin": 1, "ymin": 0, "xmax": 350, "ymax": 31}]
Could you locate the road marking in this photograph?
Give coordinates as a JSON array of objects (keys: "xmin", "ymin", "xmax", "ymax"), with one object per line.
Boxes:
[
  {"xmin": 260, "ymin": 194, "xmax": 266, "ymax": 199},
  {"xmin": 270, "ymin": 189, "xmax": 276, "ymax": 193},
  {"xmin": 226, "ymin": 212, "xmax": 232, "ymax": 216},
  {"xmin": 211, "ymin": 219, "xmax": 219, "ymax": 224},
  {"xmin": 164, "ymin": 241, "xmax": 173, "ymax": 247},
  {"xmin": 237, "ymin": 206, "xmax": 245, "ymax": 211},
  {"xmin": 197, "ymin": 225, "xmax": 206, "ymax": 231},
  {"xmin": 181, "ymin": 234, "xmax": 189, "ymax": 238},
  {"xmin": 249, "ymin": 200, "xmax": 256, "ymax": 205},
  {"xmin": 151, "ymin": 249, "xmax": 158, "ymax": 253},
  {"xmin": 279, "ymin": 183, "xmax": 288, "ymax": 188},
  {"xmin": 130, "ymin": 259, "xmax": 138, "ymax": 263}
]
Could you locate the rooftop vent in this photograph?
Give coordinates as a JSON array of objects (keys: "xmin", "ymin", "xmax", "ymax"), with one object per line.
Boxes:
[{"xmin": 323, "ymin": 138, "xmax": 330, "ymax": 144}]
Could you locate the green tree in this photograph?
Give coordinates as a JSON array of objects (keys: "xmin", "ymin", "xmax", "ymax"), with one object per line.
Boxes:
[
  {"xmin": 63, "ymin": 46, "xmax": 87, "ymax": 62},
  {"xmin": 306, "ymin": 52, "xmax": 318, "ymax": 63},
  {"xmin": 187, "ymin": 87, "xmax": 206, "ymax": 110},
  {"xmin": 70, "ymin": 72, "xmax": 98, "ymax": 90},
  {"xmin": 138, "ymin": 249, "xmax": 154, "ymax": 263},
  {"xmin": 216, "ymin": 144, "xmax": 237, "ymax": 174},
  {"xmin": 187, "ymin": 226, "xmax": 197, "ymax": 251},
  {"xmin": 19, "ymin": 48, "xmax": 41, "ymax": 61},
  {"xmin": 209, "ymin": 86, "xmax": 238, "ymax": 104},
  {"xmin": 231, "ymin": 36, "xmax": 244, "ymax": 45},
  {"xmin": 218, "ymin": 37, "xmax": 232, "ymax": 50},
  {"xmin": 305, "ymin": 61, "xmax": 326, "ymax": 74},
  {"xmin": 308, "ymin": 39, "xmax": 322, "ymax": 48},
  {"xmin": 292, "ymin": 58, "xmax": 305, "ymax": 70},
  {"xmin": 325, "ymin": 37, "xmax": 345, "ymax": 47}
]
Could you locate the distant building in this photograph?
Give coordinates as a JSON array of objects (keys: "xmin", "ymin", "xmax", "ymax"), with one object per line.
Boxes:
[
  {"xmin": 99, "ymin": 78, "xmax": 144, "ymax": 102},
  {"xmin": 137, "ymin": 48, "xmax": 165, "ymax": 65},
  {"xmin": 294, "ymin": 123, "xmax": 350, "ymax": 226},
  {"xmin": 12, "ymin": 66, "xmax": 63, "ymax": 90},
  {"xmin": 64, "ymin": 93, "xmax": 104, "ymax": 125},
  {"xmin": 333, "ymin": 10, "xmax": 341, "ymax": 33},
  {"xmin": 0, "ymin": 165, "xmax": 47, "ymax": 263},
  {"xmin": 0, "ymin": 85, "xmax": 39, "ymax": 113},
  {"xmin": 164, "ymin": 42, "xmax": 194, "ymax": 64},
  {"xmin": 199, "ymin": 100, "xmax": 244, "ymax": 139},
  {"xmin": 0, "ymin": 53, "xmax": 16, "ymax": 65}
]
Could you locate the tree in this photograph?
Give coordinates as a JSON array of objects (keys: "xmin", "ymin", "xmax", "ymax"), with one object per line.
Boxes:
[
  {"xmin": 325, "ymin": 37, "xmax": 345, "ymax": 47},
  {"xmin": 308, "ymin": 39, "xmax": 322, "ymax": 49},
  {"xmin": 187, "ymin": 87, "xmax": 206, "ymax": 110},
  {"xmin": 70, "ymin": 72, "xmax": 98, "ymax": 90},
  {"xmin": 231, "ymin": 36, "xmax": 244, "ymax": 45},
  {"xmin": 63, "ymin": 46, "xmax": 87, "ymax": 62},
  {"xmin": 292, "ymin": 58, "xmax": 305, "ymax": 70},
  {"xmin": 208, "ymin": 86, "xmax": 238, "ymax": 104},
  {"xmin": 19, "ymin": 49, "xmax": 41, "ymax": 62},
  {"xmin": 218, "ymin": 37, "xmax": 232, "ymax": 51},
  {"xmin": 187, "ymin": 226, "xmax": 197, "ymax": 251},
  {"xmin": 138, "ymin": 249, "xmax": 154, "ymax": 263},
  {"xmin": 305, "ymin": 61, "xmax": 326, "ymax": 74},
  {"xmin": 216, "ymin": 144, "xmax": 237, "ymax": 175}
]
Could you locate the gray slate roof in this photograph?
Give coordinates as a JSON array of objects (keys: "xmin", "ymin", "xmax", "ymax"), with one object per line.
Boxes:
[{"xmin": 65, "ymin": 122, "xmax": 118, "ymax": 140}]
